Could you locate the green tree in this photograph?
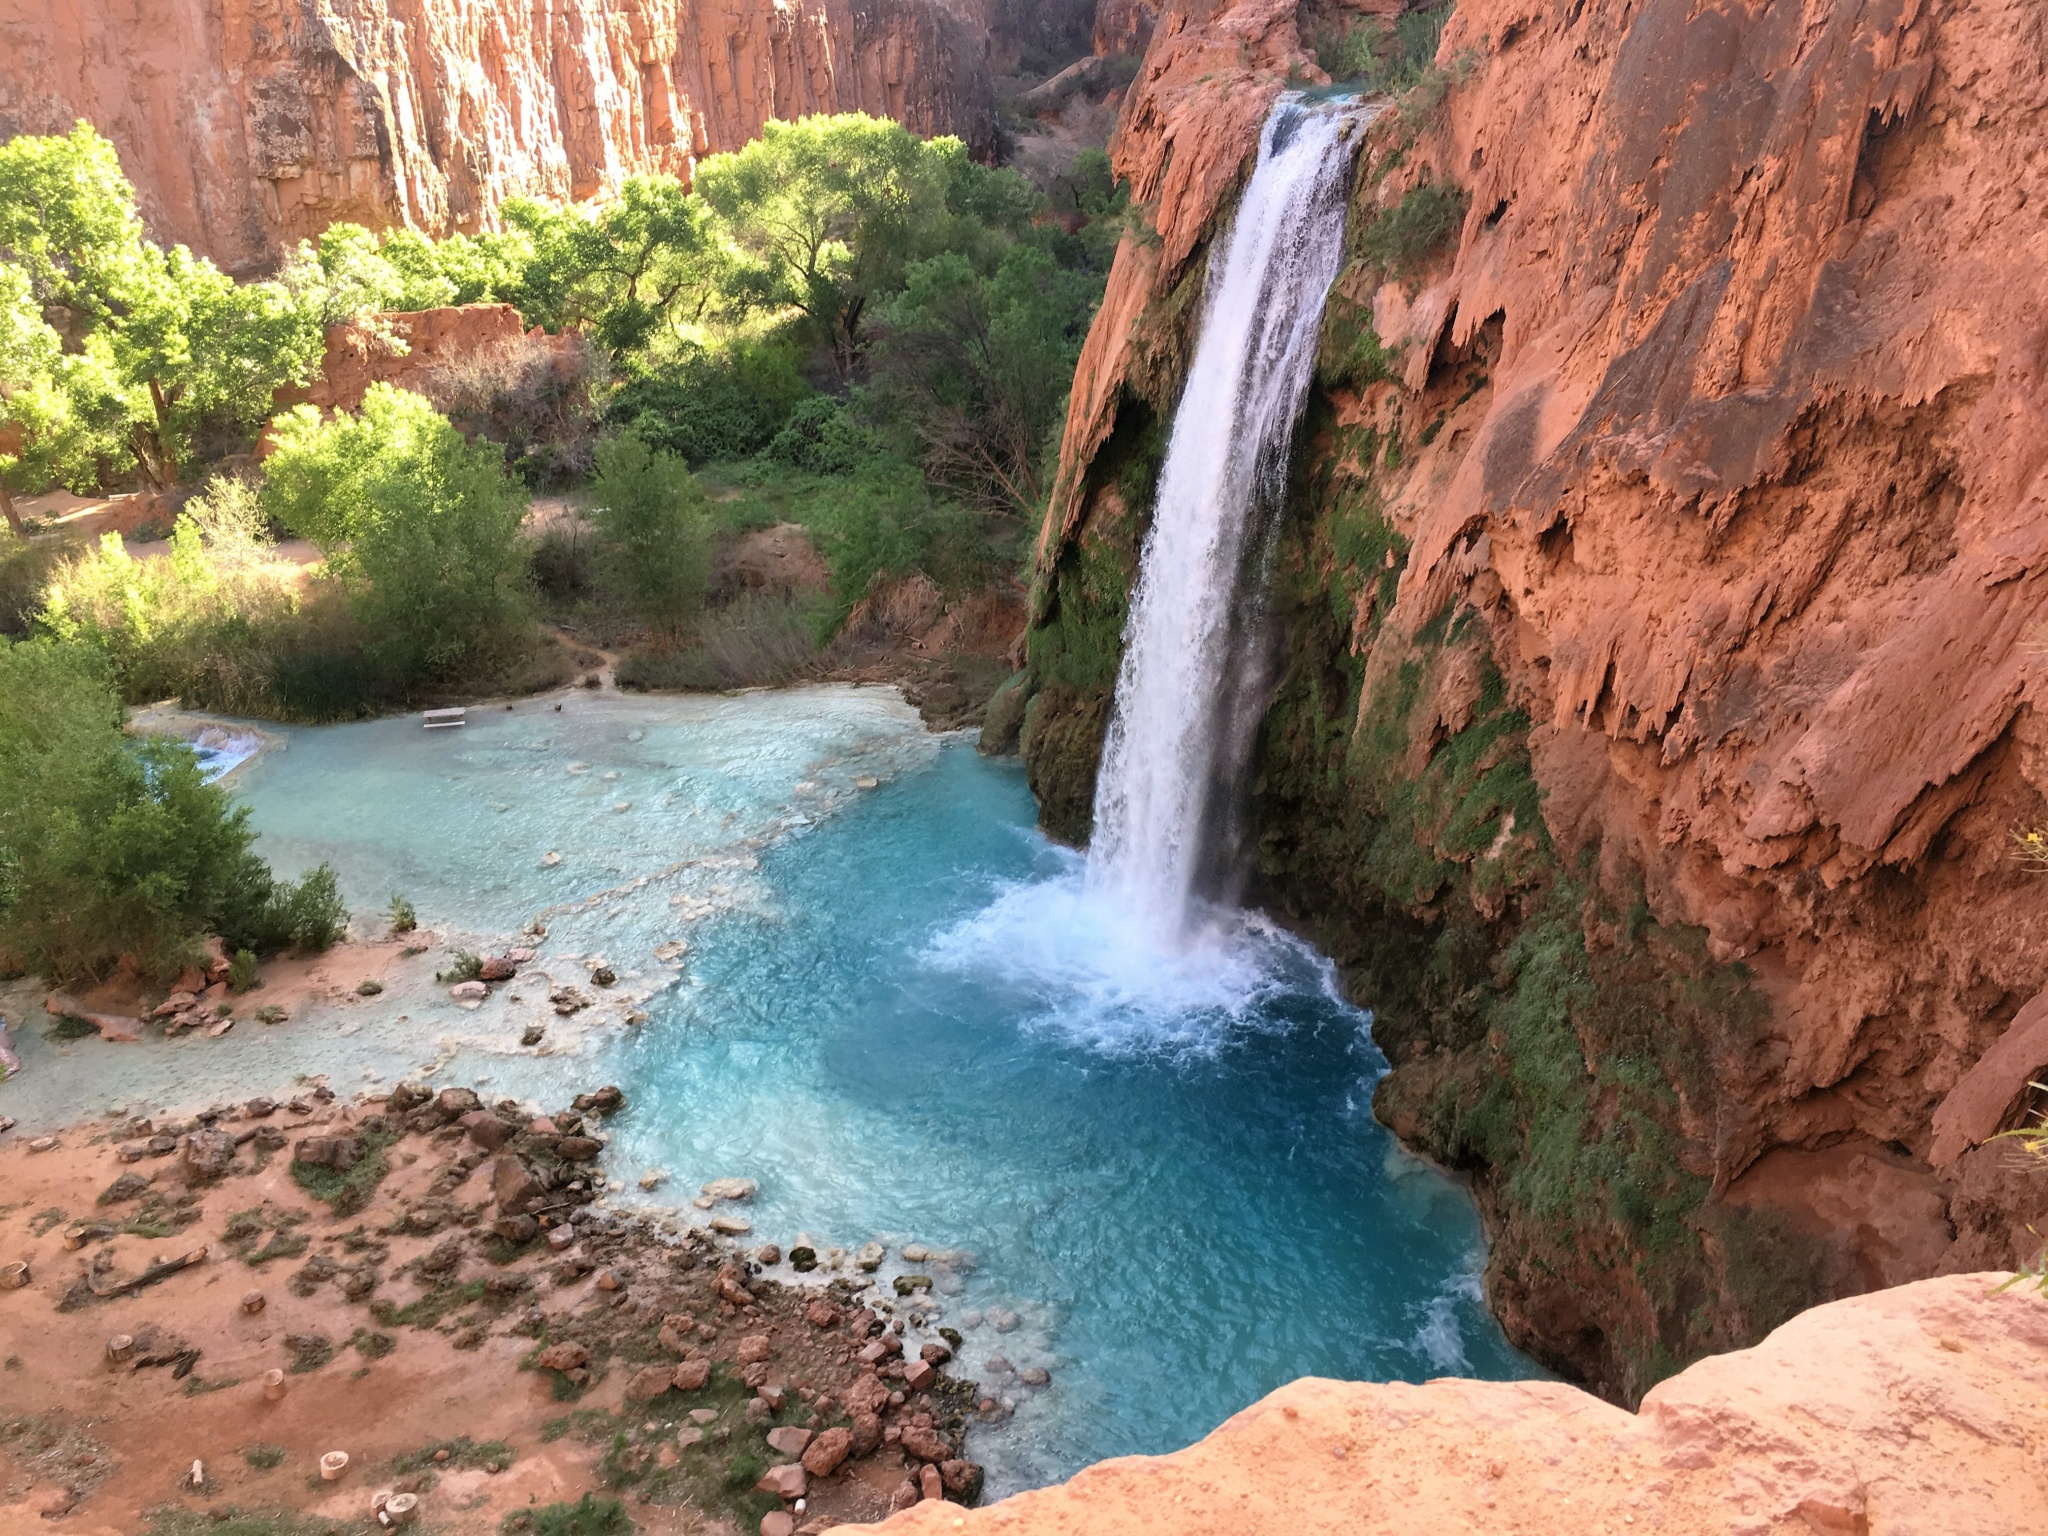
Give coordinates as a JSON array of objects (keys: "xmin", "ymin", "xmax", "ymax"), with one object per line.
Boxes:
[
  {"xmin": 263, "ymin": 385, "xmax": 531, "ymax": 675},
  {"xmin": 0, "ymin": 122, "xmax": 325, "ymax": 493},
  {"xmin": 587, "ymin": 432, "xmax": 711, "ymax": 636},
  {"xmin": 0, "ymin": 635, "xmax": 340, "ymax": 982},
  {"xmin": 696, "ymin": 115, "xmax": 984, "ymax": 368},
  {"xmin": 504, "ymin": 176, "xmax": 723, "ymax": 351}
]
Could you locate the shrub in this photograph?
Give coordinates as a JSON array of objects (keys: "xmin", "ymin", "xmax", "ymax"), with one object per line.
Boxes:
[
  {"xmin": 1358, "ymin": 180, "xmax": 1468, "ymax": 282},
  {"xmin": 615, "ymin": 592, "xmax": 824, "ymax": 693},
  {"xmin": 587, "ymin": 433, "xmax": 712, "ymax": 638},
  {"xmin": 263, "ymin": 385, "xmax": 533, "ymax": 679},
  {"xmin": 420, "ymin": 330, "xmax": 606, "ymax": 486},
  {"xmin": 764, "ymin": 394, "xmax": 884, "ymax": 476},
  {"xmin": 607, "ymin": 339, "xmax": 810, "ymax": 465},
  {"xmin": 508, "ymin": 1494, "xmax": 634, "ymax": 1536},
  {"xmin": 227, "ymin": 949, "xmax": 260, "ymax": 992},
  {"xmin": 386, "ymin": 893, "xmax": 417, "ymax": 935}
]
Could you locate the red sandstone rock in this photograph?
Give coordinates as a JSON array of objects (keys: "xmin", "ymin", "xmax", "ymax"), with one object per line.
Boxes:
[
  {"xmin": 801, "ymin": 1424, "xmax": 852, "ymax": 1477},
  {"xmin": 834, "ymin": 1274, "xmax": 2046, "ymax": 1535}
]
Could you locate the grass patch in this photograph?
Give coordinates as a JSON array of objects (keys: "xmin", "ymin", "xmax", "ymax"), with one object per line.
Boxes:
[
  {"xmin": 240, "ymin": 1444, "xmax": 288, "ymax": 1471},
  {"xmin": 348, "ymin": 1328, "xmax": 396, "ymax": 1360},
  {"xmin": 287, "ymin": 1124, "xmax": 397, "ymax": 1216},
  {"xmin": 502, "ymin": 1494, "xmax": 634, "ymax": 1536},
  {"xmin": 28, "ymin": 1207, "xmax": 66, "ymax": 1236},
  {"xmin": 183, "ymin": 1374, "xmax": 241, "ymax": 1396},
  {"xmin": 392, "ymin": 1435, "xmax": 514, "ymax": 1474},
  {"xmin": 143, "ymin": 1508, "xmax": 347, "ymax": 1536},
  {"xmin": 283, "ymin": 1334, "xmax": 335, "ymax": 1374},
  {"xmin": 371, "ymin": 1277, "xmax": 490, "ymax": 1332}
]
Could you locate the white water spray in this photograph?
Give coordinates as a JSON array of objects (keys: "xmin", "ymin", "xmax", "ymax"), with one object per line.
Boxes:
[{"xmin": 1087, "ymin": 95, "xmax": 1367, "ymax": 941}]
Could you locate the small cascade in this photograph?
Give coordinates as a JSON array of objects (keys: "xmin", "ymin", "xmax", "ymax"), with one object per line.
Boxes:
[{"xmin": 1087, "ymin": 94, "xmax": 1368, "ymax": 941}]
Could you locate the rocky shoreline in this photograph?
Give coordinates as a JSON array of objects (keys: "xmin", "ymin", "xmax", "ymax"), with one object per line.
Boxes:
[{"xmin": 0, "ymin": 1079, "xmax": 990, "ymax": 1534}]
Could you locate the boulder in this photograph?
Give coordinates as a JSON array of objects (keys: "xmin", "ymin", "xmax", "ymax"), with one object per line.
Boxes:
[
  {"xmin": 806, "ymin": 1300, "xmax": 841, "ymax": 1329},
  {"xmin": 735, "ymin": 1333, "xmax": 772, "ymax": 1364},
  {"xmin": 709, "ymin": 1214, "xmax": 753, "ymax": 1235},
  {"xmin": 672, "ymin": 1359, "xmax": 711, "ymax": 1391},
  {"xmin": 492, "ymin": 1156, "xmax": 543, "ymax": 1214},
  {"xmin": 448, "ymin": 980, "xmax": 488, "ymax": 1002},
  {"xmin": 293, "ymin": 1136, "xmax": 363, "ymax": 1172},
  {"xmin": 460, "ymin": 1110, "xmax": 514, "ymax": 1151},
  {"xmin": 574, "ymin": 1085, "xmax": 626, "ymax": 1114},
  {"xmin": 845, "ymin": 1374, "xmax": 891, "ymax": 1417},
  {"xmin": 478, "ymin": 956, "xmax": 517, "ymax": 982},
  {"xmin": 801, "ymin": 1425, "xmax": 852, "ymax": 1477},
  {"xmin": 701, "ymin": 1177, "xmax": 757, "ymax": 1201},
  {"xmin": 920, "ymin": 1341, "xmax": 953, "ymax": 1365},
  {"xmin": 1021, "ymin": 1366, "xmax": 1051, "ymax": 1386},
  {"xmin": 919, "ymin": 1464, "xmax": 945, "ymax": 1501},
  {"xmin": 98, "ymin": 1172, "xmax": 151, "ymax": 1205},
  {"xmin": 755, "ymin": 1463, "xmax": 806, "ymax": 1500},
  {"xmin": 762, "ymin": 1514, "xmax": 795, "ymax": 1536},
  {"xmin": 900, "ymin": 1424, "xmax": 951, "ymax": 1463},
  {"xmin": 765, "ymin": 1426, "xmax": 813, "ymax": 1456},
  {"xmin": 905, "ymin": 1358, "xmax": 937, "ymax": 1391},
  {"xmin": 854, "ymin": 1241, "xmax": 885, "ymax": 1271},
  {"xmin": 849, "ymin": 1413, "xmax": 883, "ymax": 1457},
  {"xmin": 436, "ymin": 1086, "xmax": 481, "ymax": 1115},
  {"xmin": 534, "ymin": 1341, "xmax": 588, "ymax": 1372},
  {"xmin": 625, "ymin": 1365, "xmax": 677, "ymax": 1403},
  {"xmin": 385, "ymin": 1082, "xmax": 433, "ymax": 1113},
  {"xmin": 557, "ymin": 1135, "xmax": 601, "ymax": 1161},
  {"xmin": 183, "ymin": 1127, "xmax": 237, "ymax": 1181}
]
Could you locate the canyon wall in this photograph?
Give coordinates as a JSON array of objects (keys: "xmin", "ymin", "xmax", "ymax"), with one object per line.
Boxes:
[
  {"xmin": 840, "ymin": 1273, "xmax": 2048, "ymax": 1536},
  {"xmin": 0, "ymin": 0, "xmax": 1001, "ymax": 274},
  {"xmin": 1011, "ymin": 0, "xmax": 2048, "ymax": 1399}
]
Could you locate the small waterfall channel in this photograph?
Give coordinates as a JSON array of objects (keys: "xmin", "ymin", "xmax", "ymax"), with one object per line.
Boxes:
[{"xmin": 1089, "ymin": 95, "xmax": 1368, "ymax": 942}]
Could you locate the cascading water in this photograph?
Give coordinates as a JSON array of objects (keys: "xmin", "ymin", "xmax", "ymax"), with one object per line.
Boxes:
[{"xmin": 1089, "ymin": 95, "xmax": 1368, "ymax": 942}]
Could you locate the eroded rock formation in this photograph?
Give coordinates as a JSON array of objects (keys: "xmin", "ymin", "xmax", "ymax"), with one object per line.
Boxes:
[
  {"xmin": 1015, "ymin": 0, "xmax": 2048, "ymax": 1398},
  {"xmin": 0, "ymin": 0, "xmax": 1001, "ymax": 273},
  {"xmin": 838, "ymin": 1273, "xmax": 2046, "ymax": 1536}
]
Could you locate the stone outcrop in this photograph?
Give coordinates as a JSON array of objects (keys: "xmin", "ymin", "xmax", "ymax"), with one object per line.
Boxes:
[
  {"xmin": 837, "ymin": 1273, "xmax": 2047, "ymax": 1536},
  {"xmin": 0, "ymin": 0, "xmax": 1001, "ymax": 274},
  {"xmin": 278, "ymin": 303, "xmax": 584, "ymax": 415},
  {"xmin": 1016, "ymin": 0, "xmax": 2048, "ymax": 1398}
]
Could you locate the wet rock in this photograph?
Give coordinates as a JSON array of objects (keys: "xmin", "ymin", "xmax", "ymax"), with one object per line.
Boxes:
[
  {"xmin": 460, "ymin": 1110, "xmax": 514, "ymax": 1151},
  {"xmin": 548, "ymin": 985, "xmax": 590, "ymax": 1015},
  {"xmin": 905, "ymin": 1359, "xmax": 937, "ymax": 1391},
  {"xmin": 940, "ymin": 1459, "xmax": 984, "ymax": 1499},
  {"xmin": 672, "ymin": 1359, "xmax": 711, "ymax": 1391},
  {"xmin": 520, "ymin": 1025, "xmax": 547, "ymax": 1047},
  {"xmin": 985, "ymin": 1355, "xmax": 1013, "ymax": 1375},
  {"xmin": 989, "ymin": 1308, "xmax": 1020, "ymax": 1333},
  {"xmin": 589, "ymin": 965, "xmax": 617, "ymax": 987},
  {"xmin": 788, "ymin": 1245, "xmax": 818, "ymax": 1272},
  {"xmin": 709, "ymin": 1214, "xmax": 753, "ymax": 1236},
  {"xmin": 765, "ymin": 1426, "xmax": 813, "ymax": 1456},
  {"xmin": 920, "ymin": 1341, "xmax": 953, "ymax": 1365},
  {"xmin": 901, "ymin": 1244, "xmax": 931, "ymax": 1262},
  {"xmin": 573, "ymin": 1086, "xmax": 626, "ymax": 1115},
  {"xmin": 557, "ymin": 1136, "xmax": 601, "ymax": 1161},
  {"xmin": 1020, "ymin": 1366, "xmax": 1051, "ymax": 1386},
  {"xmin": 701, "ymin": 1177, "xmax": 757, "ymax": 1201},
  {"xmin": 849, "ymin": 1413, "xmax": 883, "ymax": 1457},
  {"xmin": 894, "ymin": 1274, "xmax": 933, "ymax": 1296},
  {"xmin": 756, "ymin": 1243, "xmax": 782, "ymax": 1265},
  {"xmin": 183, "ymin": 1127, "xmax": 237, "ymax": 1181},
  {"xmin": 535, "ymin": 1341, "xmax": 589, "ymax": 1372},
  {"xmin": 436, "ymin": 1088, "xmax": 482, "ymax": 1116}
]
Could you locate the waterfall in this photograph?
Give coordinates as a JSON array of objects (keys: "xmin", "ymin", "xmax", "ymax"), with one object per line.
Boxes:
[{"xmin": 1086, "ymin": 94, "xmax": 1367, "ymax": 942}]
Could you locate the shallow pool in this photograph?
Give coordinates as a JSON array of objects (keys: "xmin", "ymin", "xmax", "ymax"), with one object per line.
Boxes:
[{"xmin": 0, "ymin": 686, "xmax": 1536, "ymax": 1491}]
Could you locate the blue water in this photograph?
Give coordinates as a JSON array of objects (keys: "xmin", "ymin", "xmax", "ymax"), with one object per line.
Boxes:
[
  {"xmin": 33, "ymin": 688, "xmax": 1534, "ymax": 1493},
  {"xmin": 596, "ymin": 743, "xmax": 1534, "ymax": 1487}
]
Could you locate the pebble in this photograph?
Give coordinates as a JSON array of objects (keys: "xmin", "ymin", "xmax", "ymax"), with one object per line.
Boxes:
[
  {"xmin": 901, "ymin": 1244, "xmax": 930, "ymax": 1262},
  {"xmin": 540, "ymin": 851, "xmax": 563, "ymax": 868},
  {"xmin": 701, "ymin": 1177, "xmax": 758, "ymax": 1201}
]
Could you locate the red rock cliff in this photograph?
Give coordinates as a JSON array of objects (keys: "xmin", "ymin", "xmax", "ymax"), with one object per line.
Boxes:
[
  {"xmin": 1024, "ymin": 0, "xmax": 2048, "ymax": 1394},
  {"xmin": 0, "ymin": 0, "xmax": 1000, "ymax": 274}
]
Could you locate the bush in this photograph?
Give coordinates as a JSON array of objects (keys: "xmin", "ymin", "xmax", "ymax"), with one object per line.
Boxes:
[
  {"xmin": 263, "ymin": 385, "xmax": 533, "ymax": 679},
  {"xmin": 420, "ymin": 330, "xmax": 606, "ymax": 486},
  {"xmin": 509, "ymin": 1494, "xmax": 634, "ymax": 1536},
  {"xmin": 587, "ymin": 433, "xmax": 712, "ymax": 638},
  {"xmin": 1358, "ymin": 180, "xmax": 1468, "ymax": 282},
  {"xmin": 615, "ymin": 592, "xmax": 824, "ymax": 692},
  {"xmin": 1312, "ymin": 2, "xmax": 1451, "ymax": 93},
  {"xmin": 607, "ymin": 339, "xmax": 810, "ymax": 465}
]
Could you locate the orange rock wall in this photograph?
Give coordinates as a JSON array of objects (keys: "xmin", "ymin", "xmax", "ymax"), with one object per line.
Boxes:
[
  {"xmin": 1029, "ymin": 0, "xmax": 2048, "ymax": 1382},
  {"xmin": 0, "ymin": 0, "xmax": 999, "ymax": 274},
  {"xmin": 837, "ymin": 1273, "xmax": 2047, "ymax": 1536}
]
